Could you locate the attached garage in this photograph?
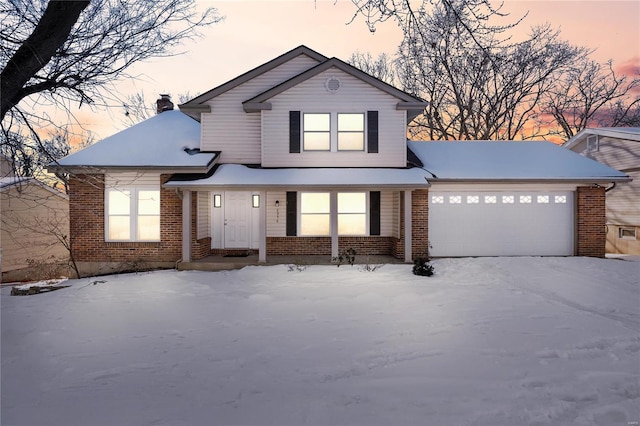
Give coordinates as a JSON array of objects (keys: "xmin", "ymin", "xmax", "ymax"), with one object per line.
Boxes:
[{"xmin": 429, "ymin": 190, "xmax": 574, "ymax": 257}]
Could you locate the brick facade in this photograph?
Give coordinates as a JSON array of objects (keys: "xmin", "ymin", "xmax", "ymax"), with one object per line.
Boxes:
[
  {"xmin": 392, "ymin": 189, "xmax": 429, "ymax": 260},
  {"xmin": 266, "ymin": 237, "xmax": 331, "ymax": 255},
  {"xmin": 576, "ymin": 186, "xmax": 606, "ymax": 258},
  {"xmin": 69, "ymin": 174, "xmax": 209, "ymax": 266}
]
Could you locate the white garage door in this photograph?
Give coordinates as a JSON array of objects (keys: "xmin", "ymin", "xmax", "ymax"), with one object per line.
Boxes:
[{"xmin": 429, "ymin": 191, "xmax": 574, "ymax": 257}]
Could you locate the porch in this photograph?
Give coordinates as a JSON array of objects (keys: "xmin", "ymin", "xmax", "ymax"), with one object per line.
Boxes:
[{"xmin": 178, "ymin": 254, "xmax": 405, "ymax": 271}]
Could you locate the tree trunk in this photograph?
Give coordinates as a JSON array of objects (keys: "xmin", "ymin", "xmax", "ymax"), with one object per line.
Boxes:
[{"xmin": 1, "ymin": 1, "xmax": 90, "ymax": 119}]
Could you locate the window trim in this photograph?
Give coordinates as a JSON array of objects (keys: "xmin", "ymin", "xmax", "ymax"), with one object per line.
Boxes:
[
  {"xmin": 586, "ymin": 135, "xmax": 599, "ymax": 152},
  {"xmin": 302, "ymin": 112, "xmax": 331, "ymax": 151},
  {"xmin": 105, "ymin": 187, "xmax": 161, "ymax": 242},
  {"xmin": 297, "ymin": 191, "xmax": 370, "ymax": 237},
  {"xmin": 337, "ymin": 113, "xmax": 365, "ymax": 152},
  {"xmin": 301, "ymin": 112, "xmax": 369, "ymax": 153},
  {"xmin": 618, "ymin": 227, "xmax": 637, "ymax": 240},
  {"xmin": 299, "ymin": 191, "xmax": 331, "ymax": 236}
]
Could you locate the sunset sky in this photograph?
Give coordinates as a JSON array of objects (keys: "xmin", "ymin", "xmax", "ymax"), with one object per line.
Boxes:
[{"xmin": 64, "ymin": 0, "xmax": 640, "ymax": 140}]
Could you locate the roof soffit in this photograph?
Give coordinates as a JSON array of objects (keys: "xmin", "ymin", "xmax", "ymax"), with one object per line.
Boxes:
[{"xmin": 564, "ymin": 127, "xmax": 640, "ymax": 149}]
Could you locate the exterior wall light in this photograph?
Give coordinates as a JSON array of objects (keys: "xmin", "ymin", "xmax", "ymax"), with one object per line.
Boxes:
[{"xmin": 213, "ymin": 194, "xmax": 222, "ymax": 208}]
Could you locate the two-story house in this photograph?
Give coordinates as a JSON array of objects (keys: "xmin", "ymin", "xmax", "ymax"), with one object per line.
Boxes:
[
  {"xmin": 564, "ymin": 128, "xmax": 640, "ymax": 255},
  {"xmin": 50, "ymin": 46, "xmax": 629, "ymax": 276}
]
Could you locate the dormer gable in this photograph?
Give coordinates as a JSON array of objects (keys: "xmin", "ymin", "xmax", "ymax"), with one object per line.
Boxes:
[
  {"xmin": 179, "ymin": 45, "xmax": 327, "ymax": 117},
  {"xmin": 242, "ymin": 57, "xmax": 426, "ymax": 123}
]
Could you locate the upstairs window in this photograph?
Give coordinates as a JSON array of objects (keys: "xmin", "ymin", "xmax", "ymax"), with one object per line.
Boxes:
[
  {"xmin": 303, "ymin": 113, "xmax": 331, "ymax": 151},
  {"xmin": 587, "ymin": 135, "xmax": 599, "ymax": 152},
  {"xmin": 337, "ymin": 113, "xmax": 365, "ymax": 151},
  {"xmin": 106, "ymin": 188, "xmax": 160, "ymax": 241},
  {"xmin": 295, "ymin": 112, "xmax": 374, "ymax": 153}
]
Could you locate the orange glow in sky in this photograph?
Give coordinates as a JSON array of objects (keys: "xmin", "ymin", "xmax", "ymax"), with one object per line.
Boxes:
[{"xmin": 43, "ymin": 0, "xmax": 640, "ymax": 142}]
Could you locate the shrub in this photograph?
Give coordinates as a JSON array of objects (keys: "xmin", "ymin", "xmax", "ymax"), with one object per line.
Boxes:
[
  {"xmin": 413, "ymin": 257, "xmax": 435, "ymax": 277},
  {"xmin": 333, "ymin": 248, "xmax": 356, "ymax": 267}
]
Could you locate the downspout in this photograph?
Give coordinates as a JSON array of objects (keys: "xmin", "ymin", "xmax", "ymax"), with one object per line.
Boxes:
[{"xmin": 605, "ymin": 182, "xmax": 616, "ymax": 193}]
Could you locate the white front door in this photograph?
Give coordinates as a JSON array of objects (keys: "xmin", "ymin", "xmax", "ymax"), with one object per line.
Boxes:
[{"xmin": 224, "ymin": 192, "xmax": 251, "ymax": 248}]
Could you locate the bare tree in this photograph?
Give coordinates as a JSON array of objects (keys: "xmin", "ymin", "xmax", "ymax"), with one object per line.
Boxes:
[
  {"xmin": 1, "ymin": 0, "xmax": 222, "ymax": 176},
  {"xmin": 348, "ymin": 51, "xmax": 397, "ymax": 85},
  {"xmin": 1, "ymin": 0, "xmax": 221, "ymax": 121},
  {"xmin": 540, "ymin": 58, "xmax": 640, "ymax": 140},
  {"xmin": 347, "ymin": 0, "xmax": 586, "ymax": 140},
  {"xmin": 123, "ymin": 91, "xmax": 197, "ymax": 125}
]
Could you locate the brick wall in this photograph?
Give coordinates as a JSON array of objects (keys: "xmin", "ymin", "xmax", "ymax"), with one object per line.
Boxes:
[
  {"xmin": 412, "ymin": 189, "xmax": 429, "ymax": 258},
  {"xmin": 392, "ymin": 189, "xmax": 429, "ymax": 260},
  {"xmin": 576, "ymin": 186, "xmax": 606, "ymax": 257},
  {"xmin": 69, "ymin": 174, "xmax": 209, "ymax": 263},
  {"xmin": 191, "ymin": 192, "xmax": 211, "ymax": 260},
  {"xmin": 266, "ymin": 237, "xmax": 331, "ymax": 255}
]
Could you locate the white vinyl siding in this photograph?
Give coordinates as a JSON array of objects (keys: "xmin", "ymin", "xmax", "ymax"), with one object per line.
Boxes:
[
  {"xmin": 1, "ymin": 182, "xmax": 69, "ymax": 272},
  {"xmin": 570, "ymin": 137, "xmax": 639, "ymax": 228},
  {"xmin": 261, "ymin": 68, "xmax": 407, "ymax": 167},
  {"xmin": 266, "ymin": 191, "xmax": 287, "ymax": 237},
  {"xmin": 607, "ymin": 170, "xmax": 640, "ymax": 226},
  {"xmin": 197, "ymin": 191, "xmax": 210, "ymax": 240},
  {"xmin": 105, "ymin": 173, "xmax": 159, "ymax": 190},
  {"xmin": 200, "ymin": 54, "xmax": 321, "ymax": 163},
  {"xmin": 575, "ymin": 136, "xmax": 639, "ymax": 171}
]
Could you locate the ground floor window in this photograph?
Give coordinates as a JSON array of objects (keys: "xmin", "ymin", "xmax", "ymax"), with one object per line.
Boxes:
[
  {"xmin": 106, "ymin": 188, "xmax": 160, "ymax": 241},
  {"xmin": 299, "ymin": 191, "xmax": 368, "ymax": 236},
  {"xmin": 300, "ymin": 192, "xmax": 330, "ymax": 235},
  {"xmin": 618, "ymin": 227, "xmax": 637, "ymax": 240},
  {"xmin": 338, "ymin": 192, "xmax": 366, "ymax": 235}
]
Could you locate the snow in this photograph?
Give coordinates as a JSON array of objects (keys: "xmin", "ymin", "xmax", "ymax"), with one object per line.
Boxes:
[
  {"xmin": 165, "ymin": 164, "xmax": 430, "ymax": 188},
  {"xmin": 54, "ymin": 111, "xmax": 216, "ymax": 169},
  {"xmin": 408, "ymin": 141, "xmax": 629, "ymax": 181},
  {"xmin": 2, "ymin": 257, "xmax": 639, "ymax": 426}
]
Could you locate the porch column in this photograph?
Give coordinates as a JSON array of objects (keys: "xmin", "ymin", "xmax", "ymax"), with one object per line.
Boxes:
[
  {"xmin": 404, "ymin": 189, "xmax": 412, "ymax": 263},
  {"xmin": 259, "ymin": 190, "xmax": 267, "ymax": 263},
  {"xmin": 330, "ymin": 191, "xmax": 338, "ymax": 259},
  {"xmin": 182, "ymin": 189, "xmax": 192, "ymax": 262}
]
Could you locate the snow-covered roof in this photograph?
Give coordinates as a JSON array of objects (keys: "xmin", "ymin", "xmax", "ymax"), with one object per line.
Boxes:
[
  {"xmin": 0, "ymin": 176, "xmax": 30, "ymax": 189},
  {"xmin": 50, "ymin": 111, "xmax": 217, "ymax": 172},
  {"xmin": 408, "ymin": 141, "xmax": 629, "ymax": 182},
  {"xmin": 0, "ymin": 176, "xmax": 68, "ymax": 198},
  {"xmin": 165, "ymin": 164, "xmax": 430, "ymax": 189},
  {"xmin": 563, "ymin": 127, "xmax": 640, "ymax": 149}
]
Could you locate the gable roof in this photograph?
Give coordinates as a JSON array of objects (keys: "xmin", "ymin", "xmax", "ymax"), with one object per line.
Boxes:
[
  {"xmin": 242, "ymin": 57, "xmax": 427, "ymax": 120},
  {"xmin": 49, "ymin": 111, "xmax": 217, "ymax": 173},
  {"xmin": 408, "ymin": 141, "xmax": 630, "ymax": 182},
  {"xmin": 564, "ymin": 127, "xmax": 640, "ymax": 149},
  {"xmin": 179, "ymin": 45, "xmax": 327, "ymax": 113}
]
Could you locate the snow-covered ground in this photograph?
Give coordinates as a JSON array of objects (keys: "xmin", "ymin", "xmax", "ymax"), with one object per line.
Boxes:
[{"xmin": 2, "ymin": 257, "xmax": 639, "ymax": 426}]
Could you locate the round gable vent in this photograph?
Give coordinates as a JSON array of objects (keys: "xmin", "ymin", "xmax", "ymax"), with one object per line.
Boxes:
[{"xmin": 325, "ymin": 76, "xmax": 342, "ymax": 93}]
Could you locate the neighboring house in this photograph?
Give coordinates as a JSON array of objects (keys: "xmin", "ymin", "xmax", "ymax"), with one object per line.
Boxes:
[
  {"xmin": 564, "ymin": 128, "xmax": 640, "ymax": 255},
  {"xmin": 49, "ymin": 46, "xmax": 629, "ymax": 275},
  {"xmin": 1, "ymin": 175, "xmax": 70, "ymax": 281}
]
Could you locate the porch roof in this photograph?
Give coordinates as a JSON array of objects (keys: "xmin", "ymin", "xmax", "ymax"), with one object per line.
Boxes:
[{"xmin": 164, "ymin": 164, "xmax": 430, "ymax": 189}]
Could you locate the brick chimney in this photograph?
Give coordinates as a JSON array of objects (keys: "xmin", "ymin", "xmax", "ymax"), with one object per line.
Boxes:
[{"xmin": 156, "ymin": 94, "xmax": 174, "ymax": 114}]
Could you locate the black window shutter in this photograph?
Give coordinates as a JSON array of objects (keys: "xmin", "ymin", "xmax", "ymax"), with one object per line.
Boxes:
[
  {"xmin": 367, "ymin": 111, "xmax": 379, "ymax": 153},
  {"xmin": 286, "ymin": 191, "xmax": 297, "ymax": 236},
  {"xmin": 370, "ymin": 191, "xmax": 381, "ymax": 236},
  {"xmin": 289, "ymin": 111, "xmax": 301, "ymax": 153}
]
